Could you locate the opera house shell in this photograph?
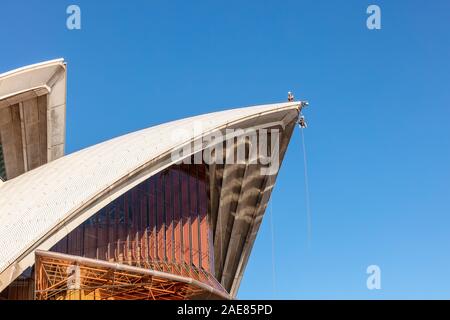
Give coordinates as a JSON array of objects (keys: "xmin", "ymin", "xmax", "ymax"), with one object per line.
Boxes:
[{"xmin": 0, "ymin": 59, "xmax": 302, "ymax": 300}]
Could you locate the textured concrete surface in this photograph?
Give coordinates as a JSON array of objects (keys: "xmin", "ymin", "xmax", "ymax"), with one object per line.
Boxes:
[{"xmin": 0, "ymin": 59, "xmax": 66, "ymax": 180}]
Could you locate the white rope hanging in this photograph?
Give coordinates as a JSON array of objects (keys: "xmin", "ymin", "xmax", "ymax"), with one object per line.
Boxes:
[{"xmin": 299, "ymin": 123, "xmax": 312, "ymax": 248}]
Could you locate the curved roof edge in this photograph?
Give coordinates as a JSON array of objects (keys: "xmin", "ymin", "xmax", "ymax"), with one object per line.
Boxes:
[{"xmin": 0, "ymin": 58, "xmax": 64, "ymax": 79}]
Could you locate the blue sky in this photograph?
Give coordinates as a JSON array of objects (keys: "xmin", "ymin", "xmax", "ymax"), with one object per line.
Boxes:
[{"xmin": 1, "ymin": 0, "xmax": 449, "ymax": 299}]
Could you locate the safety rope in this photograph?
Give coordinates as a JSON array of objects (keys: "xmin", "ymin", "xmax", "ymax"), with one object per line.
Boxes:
[{"xmin": 299, "ymin": 123, "xmax": 312, "ymax": 248}]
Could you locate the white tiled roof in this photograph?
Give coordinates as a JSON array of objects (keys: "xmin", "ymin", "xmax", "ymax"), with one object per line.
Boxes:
[{"xmin": 0, "ymin": 101, "xmax": 300, "ymax": 290}]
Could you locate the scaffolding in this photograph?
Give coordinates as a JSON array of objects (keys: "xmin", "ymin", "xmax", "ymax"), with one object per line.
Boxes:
[{"xmin": 35, "ymin": 250, "xmax": 229, "ymax": 300}]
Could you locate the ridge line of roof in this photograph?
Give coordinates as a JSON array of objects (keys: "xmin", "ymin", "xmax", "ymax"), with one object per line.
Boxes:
[{"xmin": 0, "ymin": 58, "xmax": 65, "ymax": 79}]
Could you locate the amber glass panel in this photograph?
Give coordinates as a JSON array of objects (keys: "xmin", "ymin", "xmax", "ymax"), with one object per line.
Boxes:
[
  {"xmin": 172, "ymin": 170, "xmax": 182, "ymax": 264},
  {"xmin": 189, "ymin": 165, "xmax": 199, "ymax": 268},
  {"xmin": 156, "ymin": 175, "xmax": 164, "ymax": 260},
  {"xmin": 51, "ymin": 163, "xmax": 212, "ymax": 273},
  {"xmin": 165, "ymin": 171, "xmax": 173, "ymax": 262},
  {"xmin": 199, "ymin": 172, "xmax": 210, "ymax": 271},
  {"xmin": 148, "ymin": 177, "xmax": 156, "ymax": 260},
  {"xmin": 180, "ymin": 169, "xmax": 191, "ymax": 265}
]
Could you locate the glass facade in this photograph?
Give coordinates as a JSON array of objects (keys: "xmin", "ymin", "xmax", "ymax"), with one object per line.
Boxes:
[{"xmin": 51, "ymin": 163, "xmax": 213, "ymax": 274}]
